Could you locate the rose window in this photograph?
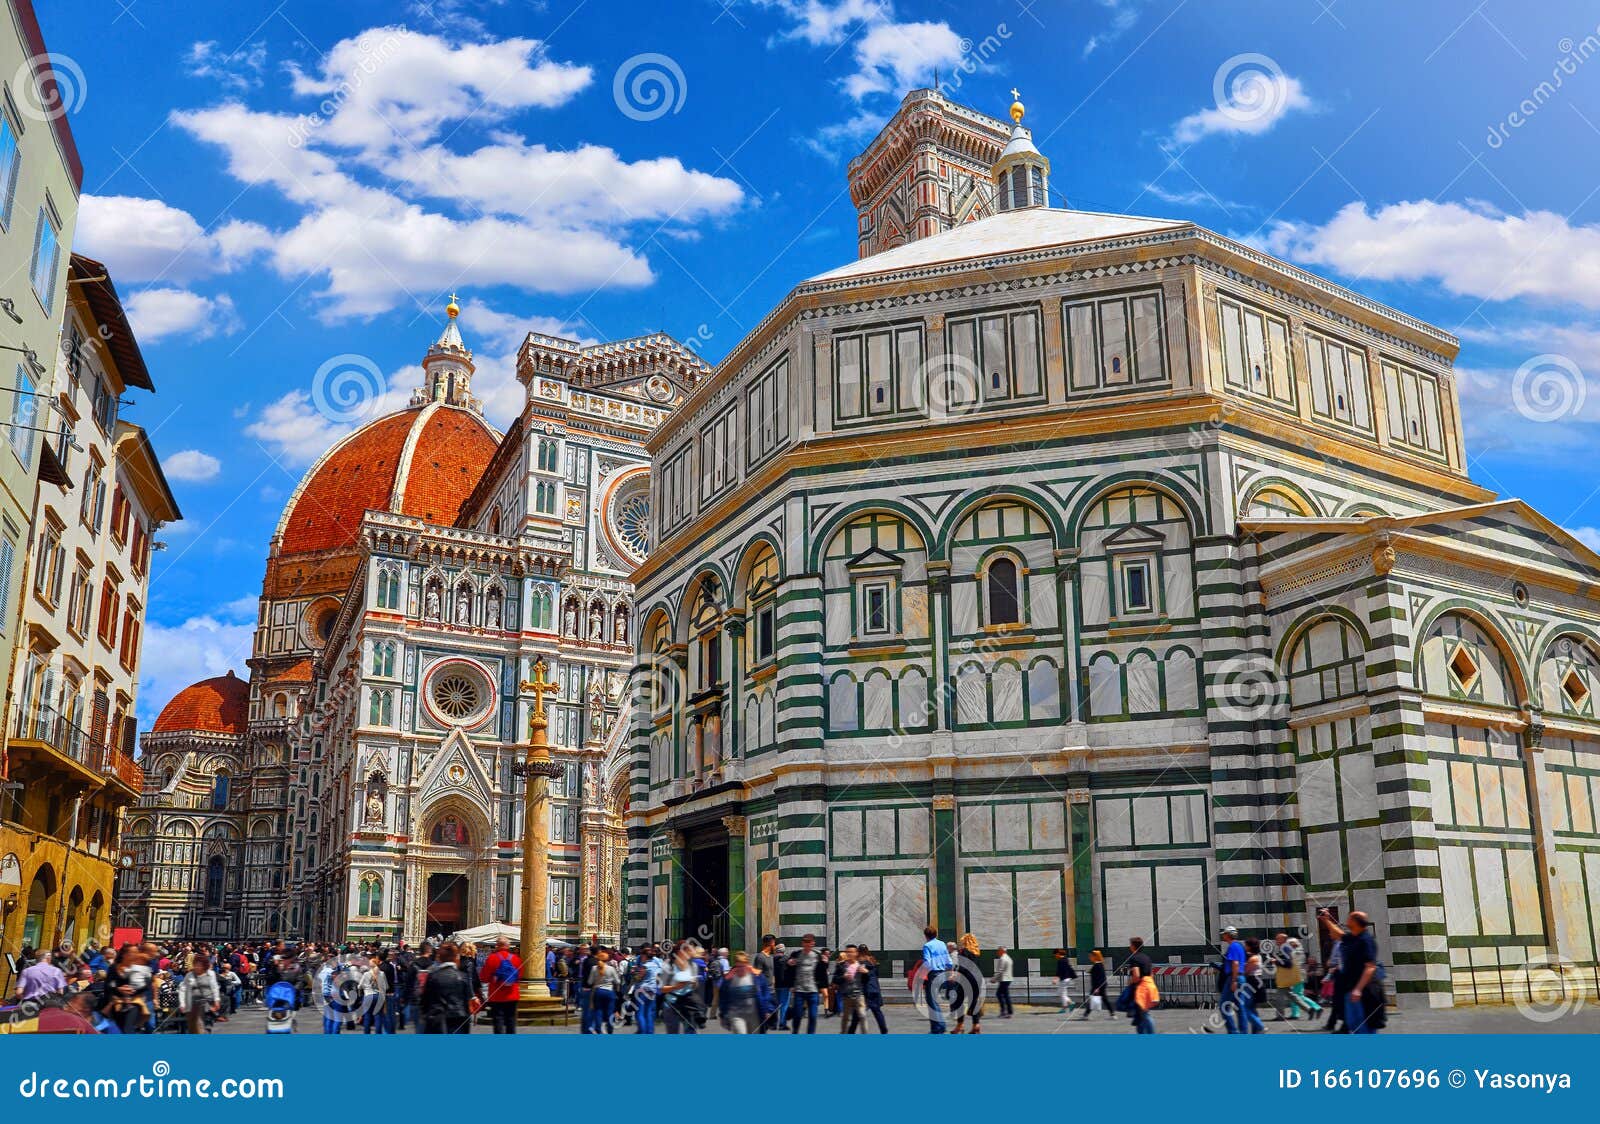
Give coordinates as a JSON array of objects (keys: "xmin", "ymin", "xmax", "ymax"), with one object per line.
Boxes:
[{"xmin": 432, "ymin": 674, "xmax": 482, "ymax": 721}]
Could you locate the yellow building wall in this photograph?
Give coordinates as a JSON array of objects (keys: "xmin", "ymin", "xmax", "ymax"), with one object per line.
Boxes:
[{"xmin": 0, "ymin": 825, "xmax": 118, "ymax": 968}]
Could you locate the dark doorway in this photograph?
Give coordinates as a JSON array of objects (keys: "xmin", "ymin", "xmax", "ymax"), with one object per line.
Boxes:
[
  {"xmin": 426, "ymin": 873, "xmax": 469, "ymax": 938},
  {"xmin": 683, "ymin": 840, "xmax": 729, "ymax": 948}
]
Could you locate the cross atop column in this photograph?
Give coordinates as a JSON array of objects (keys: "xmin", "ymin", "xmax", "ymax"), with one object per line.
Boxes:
[{"xmin": 522, "ymin": 656, "xmax": 559, "ymax": 721}]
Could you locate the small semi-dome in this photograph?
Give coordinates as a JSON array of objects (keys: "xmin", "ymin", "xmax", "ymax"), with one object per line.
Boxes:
[{"xmin": 152, "ymin": 670, "xmax": 250, "ymax": 735}]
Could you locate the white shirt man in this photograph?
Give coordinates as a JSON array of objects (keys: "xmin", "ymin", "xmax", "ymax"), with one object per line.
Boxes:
[{"xmin": 993, "ymin": 946, "xmax": 1015, "ymax": 1019}]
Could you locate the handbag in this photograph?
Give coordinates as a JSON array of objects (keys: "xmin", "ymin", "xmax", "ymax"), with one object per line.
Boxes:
[{"xmin": 1088, "ymin": 994, "xmax": 1103, "ymax": 1011}]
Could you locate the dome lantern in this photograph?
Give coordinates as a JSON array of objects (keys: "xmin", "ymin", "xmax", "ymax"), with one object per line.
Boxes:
[{"xmin": 993, "ymin": 88, "xmax": 1052, "ymax": 212}]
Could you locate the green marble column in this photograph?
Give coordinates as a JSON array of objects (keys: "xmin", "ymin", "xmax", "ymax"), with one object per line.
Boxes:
[
  {"xmin": 667, "ymin": 830, "xmax": 686, "ymax": 936},
  {"xmin": 723, "ymin": 815, "xmax": 747, "ymax": 952}
]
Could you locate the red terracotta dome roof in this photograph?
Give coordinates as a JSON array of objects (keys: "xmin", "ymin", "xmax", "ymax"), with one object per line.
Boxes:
[
  {"xmin": 152, "ymin": 671, "xmax": 249, "ymax": 735},
  {"xmin": 276, "ymin": 403, "xmax": 500, "ymax": 557}
]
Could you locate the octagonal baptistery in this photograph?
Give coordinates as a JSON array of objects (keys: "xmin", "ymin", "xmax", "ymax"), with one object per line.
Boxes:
[{"xmin": 624, "ymin": 87, "xmax": 1600, "ymax": 1008}]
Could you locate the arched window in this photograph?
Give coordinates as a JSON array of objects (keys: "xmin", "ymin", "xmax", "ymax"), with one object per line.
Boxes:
[
  {"xmin": 371, "ymin": 641, "xmax": 396, "ymax": 677},
  {"xmin": 211, "ymin": 770, "xmax": 229, "ymax": 810},
  {"xmin": 987, "ymin": 557, "xmax": 1021, "ymax": 625},
  {"xmin": 205, "ymin": 856, "xmax": 225, "ymax": 907},
  {"xmin": 358, "ymin": 872, "xmax": 384, "ymax": 917}
]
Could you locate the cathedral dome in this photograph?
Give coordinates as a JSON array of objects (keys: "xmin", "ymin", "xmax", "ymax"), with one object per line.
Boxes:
[
  {"xmin": 152, "ymin": 670, "xmax": 250, "ymax": 735},
  {"xmin": 273, "ymin": 402, "xmax": 500, "ymax": 557}
]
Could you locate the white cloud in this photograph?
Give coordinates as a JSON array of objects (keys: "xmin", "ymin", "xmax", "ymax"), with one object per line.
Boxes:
[
  {"xmin": 169, "ymin": 28, "xmax": 742, "ymax": 321},
  {"xmin": 75, "ymin": 194, "xmax": 264, "ymax": 283},
  {"xmin": 185, "ymin": 40, "xmax": 268, "ymax": 92},
  {"xmin": 162, "ymin": 449, "xmax": 223, "ymax": 483},
  {"xmin": 1083, "ymin": 0, "xmax": 1143, "ymax": 57},
  {"xmin": 1172, "ymin": 67, "xmax": 1311, "ymax": 144},
  {"xmin": 843, "ymin": 20, "xmax": 966, "ymax": 101},
  {"xmin": 754, "ymin": 2, "xmax": 967, "ymax": 106},
  {"xmin": 219, "ymin": 593, "xmax": 260, "ymax": 620},
  {"xmin": 286, "ymin": 26, "xmax": 591, "ymax": 155},
  {"xmin": 135, "ymin": 614, "xmax": 253, "ymax": 727},
  {"xmin": 125, "ymin": 287, "xmax": 240, "ymax": 342},
  {"xmin": 1260, "ymin": 201, "xmax": 1600, "ymax": 310}
]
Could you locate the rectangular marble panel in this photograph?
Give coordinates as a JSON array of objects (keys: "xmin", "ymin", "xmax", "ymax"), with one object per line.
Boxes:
[
  {"xmin": 1306, "ymin": 828, "xmax": 1343, "ymax": 888},
  {"xmin": 1297, "ymin": 758, "xmax": 1337, "ymax": 827},
  {"xmin": 824, "ymin": 590, "xmax": 850, "ymax": 646},
  {"xmin": 1080, "ymin": 564, "xmax": 1110, "ymax": 629},
  {"xmin": 951, "ymin": 585, "xmax": 978, "ymax": 636},
  {"xmin": 838, "ymin": 875, "xmax": 883, "ymax": 947},
  {"xmin": 1504, "ymin": 768, "xmax": 1531, "ymax": 829},
  {"xmin": 834, "ymin": 810, "xmax": 863, "ymax": 858},
  {"xmin": 1102, "ymin": 866, "xmax": 1153, "ymax": 949},
  {"xmin": 760, "ymin": 869, "xmax": 779, "ymax": 939},
  {"xmin": 961, "ymin": 805, "xmax": 994, "ymax": 854},
  {"xmin": 1172, "ymin": 793, "xmax": 1207, "ymax": 845},
  {"xmin": 1126, "ymin": 659, "xmax": 1160, "ymax": 714},
  {"xmin": 967, "ymin": 871, "xmax": 1015, "ymax": 947},
  {"xmin": 903, "ymin": 585, "xmax": 930, "ymax": 638},
  {"xmin": 1507, "ymin": 847, "xmax": 1544, "ymax": 938},
  {"xmin": 1450, "ymin": 760, "xmax": 1480, "ymax": 827},
  {"xmin": 1477, "ymin": 763, "xmax": 1507, "ymax": 829},
  {"xmin": 1338, "ymin": 751, "xmax": 1377, "ymax": 821},
  {"xmin": 882, "ymin": 874, "xmax": 928, "ymax": 949},
  {"xmin": 1095, "ymin": 798, "xmax": 1132, "ymax": 849},
  {"xmin": 863, "ymin": 677, "xmax": 892, "ymax": 730},
  {"xmin": 1154, "ymin": 864, "xmax": 1206, "ymax": 947},
  {"xmin": 1473, "ymin": 847, "xmax": 1511, "ymax": 936},
  {"xmin": 1132, "ymin": 796, "xmax": 1170, "ymax": 845},
  {"xmin": 1439, "ymin": 845, "xmax": 1477, "ymax": 938},
  {"xmin": 1345, "ymin": 825, "xmax": 1383, "ymax": 884},
  {"xmin": 1016, "ymin": 868, "xmax": 1064, "ymax": 949},
  {"xmin": 1031, "ymin": 801, "xmax": 1065, "ymax": 851},
  {"xmin": 898, "ymin": 808, "xmax": 930, "ymax": 856},
  {"xmin": 1569, "ymin": 773, "xmax": 1594, "ymax": 834},
  {"xmin": 865, "ymin": 808, "xmax": 896, "ymax": 856},
  {"xmin": 1029, "ymin": 573, "xmax": 1058, "ymax": 629},
  {"xmin": 996, "ymin": 803, "xmax": 1029, "ymax": 852}
]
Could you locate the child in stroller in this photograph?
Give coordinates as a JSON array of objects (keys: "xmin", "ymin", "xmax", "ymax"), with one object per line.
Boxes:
[{"xmin": 263, "ymin": 980, "xmax": 299, "ymax": 1034}]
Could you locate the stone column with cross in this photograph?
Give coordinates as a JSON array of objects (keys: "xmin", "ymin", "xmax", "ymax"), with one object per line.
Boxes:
[{"xmin": 515, "ymin": 656, "xmax": 565, "ymax": 1003}]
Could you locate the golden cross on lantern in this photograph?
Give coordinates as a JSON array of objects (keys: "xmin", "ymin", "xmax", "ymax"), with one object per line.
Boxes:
[{"xmin": 522, "ymin": 657, "xmax": 559, "ymax": 720}]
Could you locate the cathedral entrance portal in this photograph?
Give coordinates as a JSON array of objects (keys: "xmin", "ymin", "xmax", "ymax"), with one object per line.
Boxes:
[
  {"xmin": 425, "ymin": 873, "xmax": 470, "ymax": 938},
  {"xmin": 683, "ymin": 837, "xmax": 729, "ymax": 949}
]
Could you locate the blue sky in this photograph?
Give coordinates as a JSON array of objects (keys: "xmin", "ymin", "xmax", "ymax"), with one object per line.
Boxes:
[{"xmin": 36, "ymin": 0, "xmax": 1600, "ymax": 724}]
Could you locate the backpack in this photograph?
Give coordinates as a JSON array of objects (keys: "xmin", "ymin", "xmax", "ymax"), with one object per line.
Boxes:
[{"xmin": 493, "ymin": 955, "xmax": 519, "ymax": 987}]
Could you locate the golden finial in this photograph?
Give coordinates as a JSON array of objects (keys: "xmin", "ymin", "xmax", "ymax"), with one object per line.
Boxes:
[
  {"xmin": 446, "ymin": 292, "xmax": 460, "ymax": 318},
  {"xmin": 1009, "ymin": 87, "xmax": 1025, "ymax": 123}
]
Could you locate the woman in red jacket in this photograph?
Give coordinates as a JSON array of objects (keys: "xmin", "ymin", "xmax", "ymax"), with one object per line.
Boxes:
[{"xmin": 480, "ymin": 937, "xmax": 522, "ymax": 1034}]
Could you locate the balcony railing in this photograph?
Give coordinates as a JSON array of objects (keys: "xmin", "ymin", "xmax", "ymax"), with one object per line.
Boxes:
[{"xmin": 9, "ymin": 703, "xmax": 144, "ymax": 789}]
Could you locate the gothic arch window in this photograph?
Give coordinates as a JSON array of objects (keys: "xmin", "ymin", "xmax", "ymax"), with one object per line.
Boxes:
[
  {"xmin": 371, "ymin": 640, "xmax": 397, "ymax": 677},
  {"xmin": 358, "ymin": 872, "xmax": 383, "ymax": 917},
  {"xmin": 488, "ymin": 506, "xmax": 502, "ymax": 535},
  {"xmin": 376, "ymin": 565, "xmax": 402, "ymax": 609},
  {"xmin": 211, "ymin": 770, "xmax": 230, "ymax": 811},
  {"xmin": 530, "ymin": 585, "xmax": 554, "ymax": 631}
]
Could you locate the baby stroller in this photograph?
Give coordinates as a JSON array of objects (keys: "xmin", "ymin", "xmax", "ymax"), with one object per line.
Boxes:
[{"xmin": 263, "ymin": 980, "xmax": 299, "ymax": 1034}]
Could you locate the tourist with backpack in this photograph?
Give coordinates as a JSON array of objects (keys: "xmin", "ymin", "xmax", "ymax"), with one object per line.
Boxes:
[{"xmin": 480, "ymin": 937, "xmax": 522, "ymax": 1034}]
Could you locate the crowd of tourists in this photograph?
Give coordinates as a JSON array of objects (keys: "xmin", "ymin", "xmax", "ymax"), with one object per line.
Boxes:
[{"xmin": 2, "ymin": 908, "xmax": 1385, "ymax": 1035}]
